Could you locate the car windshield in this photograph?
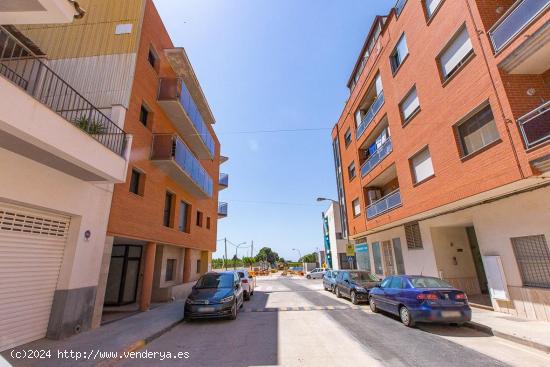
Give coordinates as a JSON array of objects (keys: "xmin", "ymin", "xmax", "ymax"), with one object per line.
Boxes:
[
  {"xmin": 349, "ymin": 272, "xmax": 378, "ymax": 282},
  {"xmin": 195, "ymin": 274, "xmax": 234, "ymax": 289},
  {"xmin": 410, "ymin": 277, "xmax": 453, "ymax": 288},
  {"xmin": 238, "ymin": 272, "xmax": 245, "ymax": 278}
]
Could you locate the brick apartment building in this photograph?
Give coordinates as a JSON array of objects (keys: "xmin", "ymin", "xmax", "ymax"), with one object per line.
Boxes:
[
  {"xmin": 13, "ymin": 0, "xmax": 227, "ymax": 338},
  {"xmin": 332, "ymin": 0, "xmax": 550, "ymax": 321}
]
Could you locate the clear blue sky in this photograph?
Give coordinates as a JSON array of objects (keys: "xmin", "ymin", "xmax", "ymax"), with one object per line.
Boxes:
[{"xmin": 154, "ymin": 0, "xmax": 395, "ymax": 261}]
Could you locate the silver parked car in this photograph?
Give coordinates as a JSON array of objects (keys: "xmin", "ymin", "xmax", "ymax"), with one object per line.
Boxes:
[
  {"xmin": 306, "ymin": 268, "xmax": 328, "ymax": 279},
  {"xmin": 237, "ymin": 269, "xmax": 255, "ymax": 300},
  {"xmin": 323, "ymin": 270, "xmax": 339, "ymax": 292}
]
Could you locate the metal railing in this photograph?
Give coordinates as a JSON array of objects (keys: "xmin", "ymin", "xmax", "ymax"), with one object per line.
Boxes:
[
  {"xmin": 367, "ymin": 189, "xmax": 402, "ymax": 219},
  {"xmin": 219, "ymin": 173, "xmax": 229, "ymax": 187},
  {"xmin": 518, "ymin": 100, "xmax": 550, "ymax": 149},
  {"xmin": 356, "ymin": 91, "xmax": 385, "ymax": 140},
  {"xmin": 361, "ymin": 138, "xmax": 393, "ymax": 177},
  {"xmin": 151, "ymin": 134, "xmax": 213, "ymax": 197},
  {"xmin": 158, "ymin": 78, "xmax": 215, "ymax": 158},
  {"xmin": 488, "ymin": 0, "xmax": 550, "ymax": 53},
  {"xmin": 218, "ymin": 202, "xmax": 228, "ymax": 216},
  {"xmin": 0, "ymin": 26, "xmax": 127, "ymax": 156}
]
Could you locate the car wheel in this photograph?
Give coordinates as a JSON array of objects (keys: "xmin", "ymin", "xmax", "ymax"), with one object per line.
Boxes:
[
  {"xmin": 239, "ymin": 296, "xmax": 244, "ymax": 308},
  {"xmin": 369, "ymin": 297, "xmax": 378, "ymax": 313},
  {"xmin": 351, "ymin": 291, "xmax": 358, "ymax": 305},
  {"xmin": 307, "ymin": 275, "xmax": 311, "ymax": 279},
  {"xmin": 331, "ymin": 285, "xmax": 335, "ymax": 293},
  {"xmin": 335, "ymin": 287, "xmax": 341, "ymax": 298},
  {"xmin": 229, "ymin": 301, "xmax": 238, "ymax": 320},
  {"xmin": 244, "ymin": 291, "xmax": 250, "ymax": 301},
  {"xmin": 399, "ymin": 306, "xmax": 415, "ymax": 327}
]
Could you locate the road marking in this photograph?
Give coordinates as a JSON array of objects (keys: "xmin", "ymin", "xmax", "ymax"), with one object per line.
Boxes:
[{"xmin": 243, "ymin": 305, "xmax": 368, "ymax": 313}]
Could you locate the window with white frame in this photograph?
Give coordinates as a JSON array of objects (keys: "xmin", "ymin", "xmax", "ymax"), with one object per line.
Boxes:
[
  {"xmin": 410, "ymin": 147, "xmax": 434, "ymax": 184},
  {"xmin": 439, "ymin": 24, "xmax": 473, "ymax": 81},
  {"xmin": 399, "ymin": 86, "xmax": 420, "ymax": 123},
  {"xmin": 425, "ymin": 0, "xmax": 443, "ymax": 18},
  {"xmin": 352, "ymin": 198, "xmax": 361, "ymax": 217},
  {"xmin": 457, "ymin": 104, "xmax": 500, "ymax": 156},
  {"xmin": 390, "ymin": 34, "xmax": 409, "ymax": 73}
]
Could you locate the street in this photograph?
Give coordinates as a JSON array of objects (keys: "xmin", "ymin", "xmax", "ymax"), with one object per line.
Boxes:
[{"xmin": 120, "ymin": 275, "xmax": 550, "ymax": 367}]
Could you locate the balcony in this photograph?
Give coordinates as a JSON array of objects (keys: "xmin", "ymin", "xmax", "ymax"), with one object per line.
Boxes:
[
  {"xmin": 518, "ymin": 100, "xmax": 550, "ymax": 149},
  {"xmin": 218, "ymin": 202, "xmax": 228, "ymax": 219},
  {"xmin": 361, "ymin": 138, "xmax": 393, "ymax": 177},
  {"xmin": 219, "ymin": 173, "xmax": 229, "ymax": 190},
  {"xmin": 0, "ymin": 26, "xmax": 129, "ymax": 182},
  {"xmin": 489, "ymin": 0, "xmax": 550, "ymax": 54},
  {"xmin": 158, "ymin": 78, "xmax": 215, "ymax": 159},
  {"xmin": 151, "ymin": 134, "xmax": 213, "ymax": 198},
  {"xmin": 0, "ymin": 0, "xmax": 83, "ymax": 24},
  {"xmin": 395, "ymin": 0, "xmax": 407, "ymax": 16},
  {"xmin": 366, "ymin": 190, "xmax": 402, "ymax": 219},
  {"xmin": 356, "ymin": 91, "xmax": 385, "ymax": 140}
]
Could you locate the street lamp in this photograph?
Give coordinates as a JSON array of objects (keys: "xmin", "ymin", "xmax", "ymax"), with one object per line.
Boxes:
[
  {"xmin": 292, "ymin": 248, "xmax": 302, "ymax": 262},
  {"xmin": 234, "ymin": 241, "xmax": 247, "ymax": 269},
  {"xmin": 316, "ymin": 197, "xmax": 337, "ymax": 203}
]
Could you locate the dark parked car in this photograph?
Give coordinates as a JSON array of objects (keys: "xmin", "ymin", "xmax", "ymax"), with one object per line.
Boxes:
[
  {"xmin": 323, "ymin": 270, "xmax": 339, "ymax": 292},
  {"xmin": 368, "ymin": 275, "xmax": 472, "ymax": 327},
  {"xmin": 184, "ymin": 271, "xmax": 244, "ymax": 320},
  {"xmin": 334, "ymin": 270, "xmax": 380, "ymax": 304}
]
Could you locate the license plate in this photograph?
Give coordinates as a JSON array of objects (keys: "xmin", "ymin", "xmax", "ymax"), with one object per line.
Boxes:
[
  {"xmin": 198, "ymin": 307, "xmax": 215, "ymax": 313},
  {"xmin": 441, "ymin": 311, "xmax": 461, "ymax": 318}
]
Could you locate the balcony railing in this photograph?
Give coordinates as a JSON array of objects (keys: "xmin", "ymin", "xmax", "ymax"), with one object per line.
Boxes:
[
  {"xmin": 0, "ymin": 26, "xmax": 127, "ymax": 156},
  {"xmin": 219, "ymin": 173, "xmax": 229, "ymax": 188},
  {"xmin": 151, "ymin": 134, "xmax": 213, "ymax": 197},
  {"xmin": 488, "ymin": 0, "xmax": 550, "ymax": 53},
  {"xmin": 366, "ymin": 189, "xmax": 402, "ymax": 219},
  {"xmin": 158, "ymin": 78, "xmax": 215, "ymax": 158},
  {"xmin": 218, "ymin": 202, "xmax": 228, "ymax": 217},
  {"xmin": 356, "ymin": 92, "xmax": 385, "ymax": 140},
  {"xmin": 518, "ymin": 100, "xmax": 550, "ymax": 149},
  {"xmin": 361, "ymin": 138, "xmax": 393, "ymax": 177}
]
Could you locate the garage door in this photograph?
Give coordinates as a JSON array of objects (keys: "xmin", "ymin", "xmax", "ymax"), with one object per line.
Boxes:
[{"xmin": 0, "ymin": 203, "xmax": 70, "ymax": 351}]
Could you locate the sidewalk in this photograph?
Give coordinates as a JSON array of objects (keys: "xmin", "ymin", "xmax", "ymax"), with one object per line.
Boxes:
[
  {"xmin": 1, "ymin": 300, "xmax": 184, "ymax": 367},
  {"xmin": 467, "ymin": 308, "xmax": 550, "ymax": 353}
]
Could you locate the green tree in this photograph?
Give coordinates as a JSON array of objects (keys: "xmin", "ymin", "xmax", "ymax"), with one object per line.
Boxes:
[
  {"xmin": 300, "ymin": 253, "xmax": 317, "ymax": 263},
  {"xmin": 242, "ymin": 256, "xmax": 255, "ymax": 267},
  {"xmin": 255, "ymin": 247, "xmax": 279, "ymax": 266}
]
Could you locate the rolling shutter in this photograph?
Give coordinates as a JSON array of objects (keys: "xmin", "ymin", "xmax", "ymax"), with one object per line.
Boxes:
[{"xmin": 0, "ymin": 203, "xmax": 70, "ymax": 351}]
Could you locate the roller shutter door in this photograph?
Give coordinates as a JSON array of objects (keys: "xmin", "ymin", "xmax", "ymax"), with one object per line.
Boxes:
[{"xmin": 0, "ymin": 203, "xmax": 70, "ymax": 351}]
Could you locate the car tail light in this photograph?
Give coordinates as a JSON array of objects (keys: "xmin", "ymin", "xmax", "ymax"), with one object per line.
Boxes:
[
  {"xmin": 417, "ymin": 293, "xmax": 438, "ymax": 301},
  {"xmin": 455, "ymin": 292, "xmax": 467, "ymax": 300},
  {"xmin": 242, "ymin": 279, "xmax": 248, "ymax": 284}
]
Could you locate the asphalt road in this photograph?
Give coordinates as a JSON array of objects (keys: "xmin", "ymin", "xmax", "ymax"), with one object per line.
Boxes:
[{"xmin": 119, "ymin": 276, "xmax": 550, "ymax": 367}]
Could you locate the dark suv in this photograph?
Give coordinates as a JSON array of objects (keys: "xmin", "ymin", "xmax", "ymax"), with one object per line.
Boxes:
[{"xmin": 335, "ymin": 270, "xmax": 380, "ymax": 304}]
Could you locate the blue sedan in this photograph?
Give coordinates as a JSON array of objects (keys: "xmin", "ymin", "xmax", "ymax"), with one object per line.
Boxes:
[{"xmin": 368, "ymin": 275, "xmax": 471, "ymax": 327}]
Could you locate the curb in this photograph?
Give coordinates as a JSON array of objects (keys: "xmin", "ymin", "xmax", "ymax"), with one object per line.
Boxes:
[
  {"xmin": 95, "ymin": 318, "xmax": 183, "ymax": 367},
  {"xmin": 465, "ymin": 321, "xmax": 550, "ymax": 354}
]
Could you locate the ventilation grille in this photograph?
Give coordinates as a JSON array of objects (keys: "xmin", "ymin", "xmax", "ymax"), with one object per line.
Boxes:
[{"xmin": 0, "ymin": 208, "xmax": 70, "ymax": 238}]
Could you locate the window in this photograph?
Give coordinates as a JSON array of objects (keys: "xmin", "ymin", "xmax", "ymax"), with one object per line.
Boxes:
[
  {"xmin": 424, "ymin": 0, "xmax": 443, "ymax": 19},
  {"xmin": 348, "ymin": 162, "xmax": 356, "ymax": 180},
  {"xmin": 457, "ymin": 104, "xmax": 499, "ymax": 156},
  {"xmin": 399, "ymin": 86, "xmax": 420, "ymax": 124},
  {"xmin": 129, "ymin": 169, "xmax": 144, "ymax": 196},
  {"xmin": 163, "ymin": 192, "xmax": 174, "ymax": 228},
  {"xmin": 390, "ymin": 34, "xmax": 409, "ymax": 74},
  {"xmin": 511, "ymin": 235, "xmax": 550, "ymax": 288},
  {"xmin": 336, "ymin": 232, "xmax": 343, "ymax": 240},
  {"xmin": 139, "ymin": 104, "xmax": 149, "ymax": 127},
  {"xmin": 380, "ymin": 277, "xmax": 391, "ymax": 288},
  {"xmin": 196, "ymin": 211, "xmax": 203, "ymax": 227},
  {"xmin": 410, "ymin": 147, "xmax": 434, "ymax": 184},
  {"xmin": 372, "ymin": 242, "xmax": 383, "ymax": 276},
  {"xmin": 165, "ymin": 259, "xmax": 176, "ymax": 281},
  {"xmin": 392, "ymin": 238, "xmax": 406, "ymax": 275},
  {"xmin": 206, "ymin": 217, "xmax": 211, "ymax": 229},
  {"xmin": 389, "ymin": 277, "xmax": 403, "ymax": 289},
  {"xmin": 196, "ymin": 259, "xmax": 202, "ymax": 274},
  {"xmin": 147, "ymin": 47, "xmax": 157, "ymax": 69},
  {"xmin": 344, "ymin": 128, "xmax": 352, "ymax": 147},
  {"xmin": 438, "ymin": 25, "xmax": 473, "ymax": 81},
  {"xmin": 352, "ymin": 198, "xmax": 361, "ymax": 217},
  {"xmin": 178, "ymin": 201, "xmax": 190, "ymax": 232},
  {"xmin": 405, "ymin": 222, "xmax": 423, "ymax": 249}
]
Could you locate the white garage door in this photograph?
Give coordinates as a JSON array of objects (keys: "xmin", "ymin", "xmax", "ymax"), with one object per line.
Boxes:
[{"xmin": 0, "ymin": 203, "xmax": 70, "ymax": 351}]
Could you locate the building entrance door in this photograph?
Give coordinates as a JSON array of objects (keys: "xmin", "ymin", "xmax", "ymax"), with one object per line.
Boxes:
[
  {"xmin": 382, "ymin": 240, "xmax": 395, "ymax": 276},
  {"xmin": 104, "ymin": 245, "xmax": 142, "ymax": 306},
  {"xmin": 466, "ymin": 227, "xmax": 489, "ymax": 294}
]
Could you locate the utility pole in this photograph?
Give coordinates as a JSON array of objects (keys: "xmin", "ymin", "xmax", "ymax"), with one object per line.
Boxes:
[
  {"xmin": 224, "ymin": 238, "xmax": 228, "ymax": 270},
  {"xmin": 251, "ymin": 240, "xmax": 254, "ymax": 259}
]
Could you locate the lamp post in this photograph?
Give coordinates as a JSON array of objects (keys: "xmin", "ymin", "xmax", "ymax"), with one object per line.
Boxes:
[
  {"xmin": 292, "ymin": 248, "xmax": 302, "ymax": 262},
  {"xmin": 234, "ymin": 241, "xmax": 247, "ymax": 269}
]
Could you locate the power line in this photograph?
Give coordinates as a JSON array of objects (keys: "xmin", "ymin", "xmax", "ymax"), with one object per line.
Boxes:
[{"xmin": 228, "ymin": 199, "xmax": 326, "ymax": 207}]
